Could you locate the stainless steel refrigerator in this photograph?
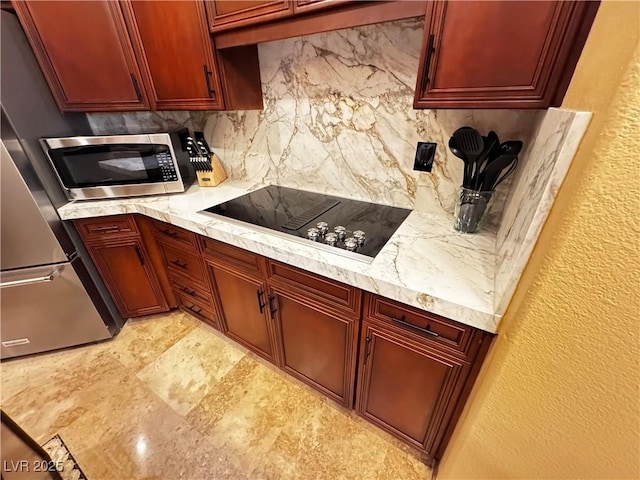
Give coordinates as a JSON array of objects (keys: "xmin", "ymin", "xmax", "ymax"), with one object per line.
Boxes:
[{"xmin": 1, "ymin": 10, "xmax": 124, "ymax": 359}]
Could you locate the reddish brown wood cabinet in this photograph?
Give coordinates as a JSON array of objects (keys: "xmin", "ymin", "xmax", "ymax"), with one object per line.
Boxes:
[
  {"xmin": 414, "ymin": 0, "xmax": 599, "ymax": 108},
  {"xmin": 207, "ymin": 0, "xmax": 293, "ymax": 32},
  {"xmin": 12, "ymin": 0, "xmax": 261, "ymax": 111},
  {"xmin": 210, "ymin": 263, "xmax": 277, "ymax": 361},
  {"xmin": 146, "ymin": 218, "xmax": 219, "ymax": 328},
  {"xmin": 74, "ymin": 216, "xmax": 169, "ymax": 318},
  {"xmin": 74, "ymin": 214, "xmax": 493, "ymax": 462},
  {"xmin": 356, "ymin": 294, "xmax": 490, "ymax": 463},
  {"xmin": 122, "ymin": 0, "xmax": 223, "ymax": 110},
  {"xmin": 12, "ymin": 0, "xmax": 150, "ymax": 112},
  {"xmin": 202, "ymin": 240, "xmax": 279, "ymax": 362},
  {"xmin": 268, "ymin": 259, "xmax": 361, "ymax": 407}
]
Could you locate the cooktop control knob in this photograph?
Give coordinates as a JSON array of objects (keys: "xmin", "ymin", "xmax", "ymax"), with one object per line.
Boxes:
[
  {"xmin": 316, "ymin": 222, "xmax": 328, "ymax": 235},
  {"xmin": 324, "ymin": 232, "xmax": 338, "ymax": 246},
  {"xmin": 307, "ymin": 227, "xmax": 320, "ymax": 242},
  {"xmin": 334, "ymin": 226, "xmax": 346, "ymax": 241},
  {"xmin": 344, "ymin": 237, "xmax": 358, "ymax": 252},
  {"xmin": 353, "ymin": 230, "xmax": 366, "ymax": 246}
]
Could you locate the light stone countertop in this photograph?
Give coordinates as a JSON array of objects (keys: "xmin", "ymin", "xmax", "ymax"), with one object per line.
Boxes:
[{"xmin": 58, "ymin": 180, "xmax": 498, "ymax": 333}]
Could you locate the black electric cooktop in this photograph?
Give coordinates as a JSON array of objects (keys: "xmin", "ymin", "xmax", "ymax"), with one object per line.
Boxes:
[{"xmin": 201, "ymin": 185, "xmax": 412, "ymax": 261}]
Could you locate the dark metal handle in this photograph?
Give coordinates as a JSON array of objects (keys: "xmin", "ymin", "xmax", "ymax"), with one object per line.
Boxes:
[
  {"xmin": 268, "ymin": 294, "xmax": 277, "ymax": 319},
  {"xmin": 93, "ymin": 225, "xmax": 119, "ymax": 232},
  {"xmin": 364, "ymin": 336, "xmax": 371, "ymax": 363},
  {"xmin": 203, "ymin": 64, "xmax": 214, "ymax": 98},
  {"xmin": 256, "ymin": 289, "xmax": 265, "ymax": 314},
  {"xmin": 161, "ymin": 228, "xmax": 178, "ymax": 238},
  {"xmin": 392, "ymin": 315, "xmax": 439, "ymax": 337},
  {"xmin": 134, "ymin": 245, "xmax": 145, "ymax": 265},
  {"xmin": 422, "ymin": 34, "xmax": 435, "ymax": 87},
  {"xmin": 181, "ymin": 286, "xmax": 196, "ymax": 296},
  {"xmin": 186, "ymin": 304, "xmax": 202, "ymax": 315},
  {"xmin": 131, "ymin": 74, "xmax": 142, "ymax": 101},
  {"xmin": 170, "ymin": 259, "xmax": 187, "ymax": 269}
]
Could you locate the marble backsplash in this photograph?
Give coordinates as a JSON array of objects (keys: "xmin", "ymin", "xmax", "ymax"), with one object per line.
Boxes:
[
  {"xmin": 87, "ymin": 18, "xmax": 539, "ymax": 218},
  {"xmin": 201, "ymin": 18, "xmax": 539, "ymax": 217},
  {"xmin": 494, "ymin": 108, "xmax": 591, "ymax": 315}
]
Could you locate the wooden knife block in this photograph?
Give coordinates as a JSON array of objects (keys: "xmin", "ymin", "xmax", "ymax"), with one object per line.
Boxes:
[{"xmin": 196, "ymin": 154, "xmax": 227, "ymax": 187}]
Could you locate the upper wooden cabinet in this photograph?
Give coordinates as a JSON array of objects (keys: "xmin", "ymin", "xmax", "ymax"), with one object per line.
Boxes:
[
  {"xmin": 12, "ymin": 1, "xmax": 150, "ymax": 112},
  {"xmin": 414, "ymin": 0, "xmax": 599, "ymax": 109},
  {"xmin": 207, "ymin": 0, "xmax": 293, "ymax": 31},
  {"xmin": 209, "ymin": 0, "xmax": 426, "ymax": 47},
  {"xmin": 12, "ymin": 0, "xmax": 262, "ymax": 111},
  {"xmin": 122, "ymin": 0, "xmax": 223, "ymax": 110}
]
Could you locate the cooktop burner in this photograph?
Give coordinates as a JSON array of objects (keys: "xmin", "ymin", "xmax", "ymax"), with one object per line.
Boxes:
[{"xmin": 201, "ymin": 185, "xmax": 411, "ymax": 261}]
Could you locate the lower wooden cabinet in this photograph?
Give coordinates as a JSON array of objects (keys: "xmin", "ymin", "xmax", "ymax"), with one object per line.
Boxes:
[
  {"xmin": 74, "ymin": 215, "xmax": 169, "ymax": 318},
  {"xmin": 74, "ymin": 214, "xmax": 492, "ymax": 462},
  {"xmin": 84, "ymin": 238, "xmax": 168, "ymax": 318},
  {"xmin": 269, "ymin": 286, "xmax": 358, "ymax": 407},
  {"xmin": 356, "ymin": 319, "xmax": 470, "ymax": 462},
  {"xmin": 207, "ymin": 261, "xmax": 278, "ymax": 363}
]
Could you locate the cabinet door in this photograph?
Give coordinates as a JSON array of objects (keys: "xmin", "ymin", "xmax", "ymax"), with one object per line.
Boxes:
[
  {"xmin": 207, "ymin": 0, "xmax": 293, "ymax": 32},
  {"xmin": 208, "ymin": 263, "xmax": 277, "ymax": 362},
  {"xmin": 123, "ymin": 0, "xmax": 223, "ymax": 110},
  {"xmin": 13, "ymin": 0, "xmax": 149, "ymax": 112},
  {"xmin": 356, "ymin": 320, "xmax": 471, "ymax": 458},
  {"xmin": 270, "ymin": 288, "xmax": 357, "ymax": 407},
  {"xmin": 88, "ymin": 239, "xmax": 168, "ymax": 318},
  {"xmin": 414, "ymin": 0, "xmax": 598, "ymax": 108}
]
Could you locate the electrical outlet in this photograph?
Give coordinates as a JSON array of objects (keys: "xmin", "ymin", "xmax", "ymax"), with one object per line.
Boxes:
[{"xmin": 413, "ymin": 142, "xmax": 436, "ymax": 172}]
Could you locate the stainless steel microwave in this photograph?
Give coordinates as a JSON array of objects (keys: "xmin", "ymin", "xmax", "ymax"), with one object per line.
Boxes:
[{"xmin": 40, "ymin": 131, "xmax": 195, "ymax": 201}]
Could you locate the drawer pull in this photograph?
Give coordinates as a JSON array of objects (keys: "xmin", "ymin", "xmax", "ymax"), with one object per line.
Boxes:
[
  {"xmin": 92, "ymin": 225, "xmax": 120, "ymax": 232},
  {"xmin": 161, "ymin": 228, "xmax": 178, "ymax": 238},
  {"xmin": 170, "ymin": 260, "xmax": 188, "ymax": 269},
  {"xmin": 180, "ymin": 286, "xmax": 196, "ymax": 296},
  {"xmin": 268, "ymin": 294, "xmax": 277, "ymax": 319},
  {"xmin": 186, "ymin": 304, "xmax": 202, "ymax": 315},
  {"xmin": 392, "ymin": 315, "xmax": 439, "ymax": 337},
  {"xmin": 256, "ymin": 289, "xmax": 265, "ymax": 314}
]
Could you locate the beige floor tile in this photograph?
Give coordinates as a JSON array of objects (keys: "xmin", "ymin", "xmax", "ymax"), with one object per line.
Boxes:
[
  {"xmin": 255, "ymin": 401, "xmax": 391, "ymax": 480},
  {"xmin": 1, "ymin": 311, "xmax": 432, "ymax": 480},
  {"xmin": 187, "ymin": 354, "xmax": 326, "ymax": 475},
  {"xmin": 136, "ymin": 324, "xmax": 246, "ymax": 416},
  {"xmin": 104, "ymin": 311, "xmax": 199, "ymax": 372},
  {"xmin": 377, "ymin": 442, "xmax": 433, "ymax": 480}
]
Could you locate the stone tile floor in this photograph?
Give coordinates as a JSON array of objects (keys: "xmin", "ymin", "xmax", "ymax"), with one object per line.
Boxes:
[{"xmin": 1, "ymin": 311, "xmax": 433, "ymax": 479}]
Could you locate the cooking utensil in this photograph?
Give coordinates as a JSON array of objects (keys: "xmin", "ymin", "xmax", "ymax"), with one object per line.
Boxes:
[
  {"xmin": 479, "ymin": 153, "xmax": 517, "ymax": 191},
  {"xmin": 473, "ymin": 130, "xmax": 499, "ymax": 189},
  {"xmin": 491, "ymin": 157, "xmax": 518, "ymax": 190},
  {"xmin": 452, "ymin": 127, "xmax": 483, "ymax": 189},
  {"xmin": 499, "ymin": 140, "xmax": 523, "ymax": 157},
  {"xmin": 448, "ymin": 135, "xmax": 471, "ymax": 188}
]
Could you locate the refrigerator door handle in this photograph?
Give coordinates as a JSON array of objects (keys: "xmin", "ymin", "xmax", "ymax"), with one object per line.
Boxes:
[{"xmin": 0, "ymin": 271, "xmax": 57, "ymax": 289}]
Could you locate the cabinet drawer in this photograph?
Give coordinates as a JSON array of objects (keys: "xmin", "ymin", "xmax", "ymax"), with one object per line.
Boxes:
[
  {"xmin": 158, "ymin": 242, "xmax": 207, "ymax": 286},
  {"xmin": 365, "ymin": 294, "xmax": 475, "ymax": 357},
  {"xmin": 74, "ymin": 215, "xmax": 138, "ymax": 242},
  {"xmin": 150, "ymin": 219, "xmax": 198, "ymax": 250},
  {"xmin": 200, "ymin": 237, "xmax": 265, "ymax": 275},
  {"xmin": 268, "ymin": 260, "xmax": 361, "ymax": 317},
  {"xmin": 176, "ymin": 291, "xmax": 217, "ymax": 327},
  {"xmin": 170, "ymin": 276, "xmax": 214, "ymax": 310}
]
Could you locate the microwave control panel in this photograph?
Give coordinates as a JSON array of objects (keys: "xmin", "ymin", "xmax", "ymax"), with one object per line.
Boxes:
[{"xmin": 157, "ymin": 152, "xmax": 178, "ymax": 182}]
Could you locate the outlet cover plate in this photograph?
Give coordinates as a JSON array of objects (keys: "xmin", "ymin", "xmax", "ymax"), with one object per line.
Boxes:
[{"xmin": 414, "ymin": 142, "xmax": 436, "ymax": 172}]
